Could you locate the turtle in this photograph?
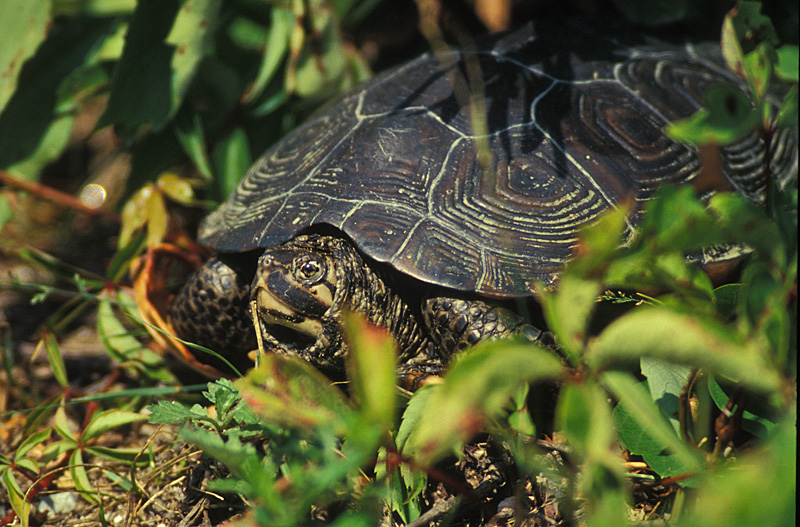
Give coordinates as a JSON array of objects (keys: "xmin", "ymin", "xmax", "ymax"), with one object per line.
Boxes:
[{"xmin": 168, "ymin": 20, "xmax": 798, "ymax": 380}]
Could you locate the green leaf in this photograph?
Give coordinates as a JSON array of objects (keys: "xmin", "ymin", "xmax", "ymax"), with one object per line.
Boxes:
[
  {"xmin": 640, "ymin": 186, "xmax": 724, "ymax": 251},
  {"xmin": 774, "ymin": 45, "xmax": 799, "ymax": 82},
  {"xmin": 165, "ymin": 0, "xmax": 223, "ymax": 116},
  {"xmin": 390, "ymin": 389, "xmax": 431, "ymax": 511},
  {"xmin": 85, "ymin": 445, "xmax": 153, "ymax": 465},
  {"xmin": 14, "ymin": 457, "xmax": 39, "ymax": 476},
  {"xmin": 606, "ymin": 371, "xmax": 703, "ymax": 479},
  {"xmin": 555, "ymin": 382, "xmax": 614, "ymax": 457},
  {"xmin": 0, "ymin": 195, "xmax": 12, "ymax": 232},
  {"xmin": 738, "ymin": 261, "xmax": 792, "ymax": 356},
  {"xmin": 1, "ymin": 469, "xmax": 31, "ymax": 524},
  {"xmin": 742, "ymin": 44, "xmax": 773, "ymax": 100},
  {"xmin": 119, "ymin": 188, "xmax": 150, "ymax": 248},
  {"xmin": 708, "ymin": 192, "xmax": 783, "ymax": 265},
  {"xmin": 40, "ymin": 439, "xmax": 75, "ymax": 462},
  {"xmin": 157, "ymin": 172, "xmax": 195, "ymax": 205},
  {"xmin": 54, "ymin": 401, "xmax": 77, "ymax": 442},
  {"xmin": 54, "ymin": 62, "xmax": 110, "ymax": 115},
  {"xmin": 236, "ymin": 355, "xmax": 355, "ymax": 436},
  {"xmin": 776, "ymin": 85, "xmax": 798, "ymax": 130},
  {"xmin": 345, "ymin": 313, "xmax": 397, "ymax": 431},
  {"xmin": 507, "ymin": 384, "xmax": 537, "ymax": 437},
  {"xmin": 677, "ymin": 420, "xmax": 795, "ymax": 527},
  {"xmin": 585, "ymin": 307, "xmax": 782, "ymax": 393},
  {"xmin": 539, "ymin": 274, "xmax": 602, "ymax": 363},
  {"xmin": 98, "ymin": 0, "xmax": 181, "ymax": 138},
  {"xmin": 174, "ymin": 107, "xmax": 213, "ymax": 181},
  {"xmin": 203, "ymin": 379, "xmax": 240, "ymax": 421},
  {"xmin": 244, "ymin": 7, "xmax": 293, "ymax": 104},
  {"xmin": 403, "ymin": 341, "xmax": 565, "ymax": 465},
  {"xmin": 565, "ymin": 198, "xmax": 631, "ymax": 275},
  {"xmin": 43, "ymin": 332, "xmax": 68, "ymax": 388},
  {"xmin": 97, "ymin": 293, "xmax": 168, "ymax": 373},
  {"xmin": 395, "ymin": 386, "xmax": 432, "ymax": 453},
  {"xmin": 665, "ymin": 85, "xmax": 759, "ymax": 146},
  {"xmin": 5, "ymin": 114, "xmax": 74, "ymax": 180},
  {"xmin": 0, "ymin": 0, "xmax": 51, "ymax": 113},
  {"xmin": 0, "ymin": 17, "xmax": 116, "ymax": 173},
  {"xmin": 56, "ymin": 0, "xmax": 137, "ymax": 16},
  {"xmin": 640, "ymin": 357, "xmax": 692, "ymax": 434},
  {"xmin": 69, "ymin": 449, "xmax": 98, "ymax": 503},
  {"xmin": 212, "ymin": 126, "xmax": 252, "ymax": 200},
  {"xmin": 180, "ymin": 430, "xmax": 269, "ymax": 497},
  {"xmin": 82, "ymin": 409, "xmax": 147, "ymax": 442},
  {"xmin": 721, "ymin": 1, "xmax": 779, "ymax": 79},
  {"xmin": 708, "ymin": 376, "xmax": 777, "ymax": 438},
  {"xmin": 148, "ymin": 399, "xmax": 211, "ymax": 425},
  {"xmin": 713, "ymin": 283, "xmax": 741, "ymax": 317},
  {"xmin": 15, "ymin": 429, "xmax": 51, "ymax": 460}
]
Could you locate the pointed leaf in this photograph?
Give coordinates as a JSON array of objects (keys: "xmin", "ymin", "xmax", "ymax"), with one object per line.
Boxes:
[
  {"xmin": 585, "ymin": 307, "xmax": 781, "ymax": 393},
  {"xmin": 774, "ymin": 45, "xmax": 799, "ymax": 82},
  {"xmin": 119, "ymin": 186, "xmax": 151, "ymax": 248},
  {"xmin": 555, "ymin": 382, "xmax": 614, "ymax": 457},
  {"xmin": 606, "ymin": 371, "xmax": 703, "ymax": 478},
  {"xmin": 98, "ymin": 0, "xmax": 180, "ymax": 138},
  {"xmin": 15, "ymin": 429, "xmax": 51, "ymax": 460},
  {"xmin": 236, "ymin": 355, "xmax": 354, "ymax": 436},
  {"xmin": 540, "ymin": 275, "xmax": 602, "ymax": 362},
  {"xmin": 69, "ymin": 449, "xmax": 98, "ymax": 503},
  {"xmin": 165, "ymin": 0, "xmax": 223, "ymax": 115},
  {"xmin": 404, "ymin": 341, "xmax": 564, "ymax": 465},
  {"xmin": 157, "ymin": 172, "xmax": 195, "ymax": 205},
  {"xmin": 776, "ymin": 85, "xmax": 798, "ymax": 129},
  {"xmin": 86, "ymin": 445, "xmax": 152, "ymax": 465},
  {"xmin": 640, "ymin": 357, "xmax": 692, "ymax": 434},
  {"xmin": 1, "ymin": 469, "xmax": 31, "ymax": 524},
  {"xmin": 244, "ymin": 7, "xmax": 293, "ymax": 104},
  {"xmin": 666, "ymin": 85, "xmax": 759, "ymax": 145},
  {"xmin": 345, "ymin": 313, "xmax": 397, "ymax": 431},
  {"xmin": 43, "ymin": 332, "xmax": 68, "ymax": 388},
  {"xmin": 175, "ymin": 112, "xmax": 214, "ymax": 180},
  {"xmin": 82, "ymin": 409, "xmax": 147, "ymax": 442},
  {"xmin": 212, "ymin": 126, "xmax": 252, "ymax": 199},
  {"xmin": 54, "ymin": 401, "xmax": 77, "ymax": 442},
  {"xmin": 14, "ymin": 457, "xmax": 39, "ymax": 476},
  {"xmin": 0, "ymin": 0, "xmax": 51, "ymax": 113}
]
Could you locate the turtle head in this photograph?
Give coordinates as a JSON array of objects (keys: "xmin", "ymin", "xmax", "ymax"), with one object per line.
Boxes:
[{"xmin": 251, "ymin": 234, "xmax": 351, "ymax": 370}]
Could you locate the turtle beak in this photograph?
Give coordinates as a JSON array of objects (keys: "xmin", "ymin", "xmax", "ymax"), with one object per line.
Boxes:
[{"xmin": 251, "ymin": 251, "xmax": 333, "ymax": 347}]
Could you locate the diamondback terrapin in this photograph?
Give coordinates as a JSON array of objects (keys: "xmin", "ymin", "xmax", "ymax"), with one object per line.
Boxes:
[{"xmin": 168, "ymin": 21, "xmax": 797, "ymax": 379}]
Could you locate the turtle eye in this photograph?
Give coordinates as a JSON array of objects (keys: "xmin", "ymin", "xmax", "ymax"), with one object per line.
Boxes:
[{"xmin": 294, "ymin": 257, "xmax": 326, "ymax": 284}]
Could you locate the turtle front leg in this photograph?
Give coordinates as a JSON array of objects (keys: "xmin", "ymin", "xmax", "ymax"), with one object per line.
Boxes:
[
  {"xmin": 422, "ymin": 297, "xmax": 556, "ymax": 359},
  {"xmin": 396, "ymin": 297, "xmax": 555, "ymax": 389},
  {"xmin": 169, "ymin": 256, "xmax": 257, "ymax": 373}
]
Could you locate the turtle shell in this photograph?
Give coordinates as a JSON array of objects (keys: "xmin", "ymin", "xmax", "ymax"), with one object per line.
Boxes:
[{"xmin": 199, "ymin": 21, "xmax": 797, "ymax": 296}]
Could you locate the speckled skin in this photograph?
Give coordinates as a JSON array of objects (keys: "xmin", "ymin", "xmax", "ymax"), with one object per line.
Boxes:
[{"xmin": 170, "ymin": 235, "xmax": 549, "ymax": 379}]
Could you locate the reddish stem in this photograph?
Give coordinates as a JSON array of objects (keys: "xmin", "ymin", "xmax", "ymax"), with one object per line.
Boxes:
[{"xmin": 0, "ymin": 169, "xmax": 120, "ymax": 223}]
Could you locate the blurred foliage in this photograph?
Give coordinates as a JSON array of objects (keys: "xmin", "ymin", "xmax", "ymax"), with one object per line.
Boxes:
[
  {"xmin": 0, "ymin": 0, "xmax": 375, "ymax": 249},
  {"xmin": 0, "ymin": 0, "xmax": 797, "ymax": 526},
  {"xmin": 148, "ymin": 5, "xmax": 796, "ymax": 523}
]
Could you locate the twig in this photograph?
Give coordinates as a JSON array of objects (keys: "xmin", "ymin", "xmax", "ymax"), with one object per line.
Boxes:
[
  {"xmin": 0, "ymin": 168, "xmax": 120, "ymax": 222},
  {"xmin": 406, "ymin": 496, "xmax": 459, "ymax": 527}
]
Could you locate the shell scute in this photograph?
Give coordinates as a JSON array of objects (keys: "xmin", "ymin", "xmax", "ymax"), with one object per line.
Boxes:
[{"xmin": 199, "ymin": 21, "xmax": 798, "ymax": 296}]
